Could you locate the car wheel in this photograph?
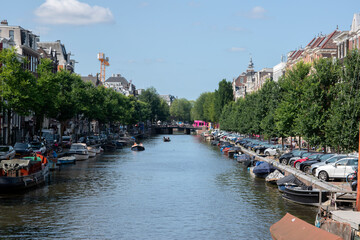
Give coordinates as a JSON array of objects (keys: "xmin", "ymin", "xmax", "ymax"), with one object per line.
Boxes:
[
  {"xmin": 281, "ymin": 158, "xmax": 288, "ymax": 165},
  {"xmin": 289, "ymin": 160, "xmax": 295, "ymax": 167},
  {"xmin": 318, "ymin": 171, "xmax": 329, "ymax": 181},
  {"xmin": 303, "ymin": 166, "xmax": 311, "ymax": 174},
  {"xmin": 295, "ymin": 162, "xmax": 301, "ymax": 170}
]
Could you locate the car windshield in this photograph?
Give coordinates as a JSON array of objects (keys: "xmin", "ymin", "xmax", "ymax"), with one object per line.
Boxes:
[
  {"xmin": 308, "ymin": 154, "xmax": 321, "ymax": 160},
  {"xmin": 31, "ymin": 142, "xmax": 41, "ymax": 148},
  {"xmin": 319, "ymin": 154, "xmax": 334, "ymax": 161},
  {"xmin": 326, "ymin": 155, "xmax": 346, "ymax": 164},
  {"xmin": 62, "ymin": 136, "xmax": 71, "ymax": 141},
  {"xmin": 301, "ymin": 152, "xmax": 313, "ymax": 157},
  {"xmin": 14, "ymin": 143, "xmax": 28, "ymax": 148},
  {"xmin": 0, "ymin": 147, "xmax": 9, "ymax": 152}
]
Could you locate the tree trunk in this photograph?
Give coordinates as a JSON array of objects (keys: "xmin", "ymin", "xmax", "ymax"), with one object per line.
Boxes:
[{"xmin": 7, "ymin": 109, "xmax": 11, "ymax": 145}]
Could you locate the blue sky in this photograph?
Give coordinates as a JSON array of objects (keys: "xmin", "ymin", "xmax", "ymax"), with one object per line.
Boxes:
[{"xmin": 1, "ymin": 0, "xmax": 359, "ymax": 100}]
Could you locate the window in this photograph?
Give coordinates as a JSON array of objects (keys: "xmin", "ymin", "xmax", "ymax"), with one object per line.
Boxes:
[{"xmin": 9, "ymin": 30, "xmax": 14, "ymax": 40}]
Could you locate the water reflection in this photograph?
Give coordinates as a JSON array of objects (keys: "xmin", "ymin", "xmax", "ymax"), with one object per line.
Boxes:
[{"xmin": 0, "ymin": 135, "xmax": 317, "ymax": 239}]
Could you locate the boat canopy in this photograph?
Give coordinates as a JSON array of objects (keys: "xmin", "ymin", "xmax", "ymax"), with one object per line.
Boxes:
[
  {"xmin": 276, "ymin": 174, "xmax": 305, "ymax": 186},
  {"xmin": 270, "ymin": 213, "xmax": 343, "ymax": 240}
]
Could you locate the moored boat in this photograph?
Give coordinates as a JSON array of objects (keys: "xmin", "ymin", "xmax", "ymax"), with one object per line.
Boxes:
[
  {"xmin": 68, "ymin": 143, "xmax": 89, "ymax": 161},
  {"xmin": 276, "ymin": 174, "xmax": 304, "ymax": 192},
  {"xmin": 87, "ymin": 147, "xmax": 97, "ymax": 157},
  {"xmin": 163, "ymin": 137, "xmax": 171, "ymax": 142},
  {"xmin": 252, "ymin": 162, "xmax": 277, "ymax": 178},
  {"xmin": 0, "ymin": 154, "xmax": 49, "ymax": 192},
  {"xmin": 265, "ymin": 170, "xmax": 284, "ymax": 185},
  {"xmin": 282, "ymin": 186, "xmax": 328, "ymax": 206},
  {"xmin": 57, "ymin": 156, "xmax": 76, "ymax": 165}
]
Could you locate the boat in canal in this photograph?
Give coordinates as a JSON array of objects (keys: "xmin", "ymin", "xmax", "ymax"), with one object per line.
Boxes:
[
  {"xmin": 282, "ymin": 186, "xmax": 328, "ymax": 206},
  {"xmin": 163, "ymin": 137, "xmax": 171, "ymax": 142},
  {"xmin": 57, "ymin": 156, "xmax": 76, "ymax": 165},
  {"xmin": 68, "ymin": 143, "xmax": 89, "ymax": 160},
  {"xmin": 252, "ymin": 161, "xmax": 277, "ymax": 178},
  {"xmin": 0, "ymin": 154, "xmax": 49, "ymax": 192},
  {"xmin": 131, "ymin": 143, "xmax": 145, "ymax": 151},
  {"xmin": 87, "ymin": 147, "xmax": 97, "ymax": 157}
]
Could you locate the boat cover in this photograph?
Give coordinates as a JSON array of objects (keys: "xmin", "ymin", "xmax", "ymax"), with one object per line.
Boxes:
[
  {"xmin": 265, "ymin": 170, "xmax": 284, "ymax": 182},
  {"xmin": 270, "ymin": 213, "xmax": 343, "ymax": 240},
  {"xmin": 276, "ymin": 174, "xmax": 309, "ymax": 189},
  {"xmin": 253, "ymin": 162, "xmax": 276, "ymax": 175},
  {"xmin": 236, "ymin": 154, "xmax": 252, "ymax": 161},
  {"xmin": 0, "ymin": 159, "xmax": 31, "ymax": 171}
]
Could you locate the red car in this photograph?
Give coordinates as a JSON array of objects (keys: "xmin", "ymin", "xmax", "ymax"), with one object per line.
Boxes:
[{"xmin": 293, "ymin": 153, "xmax": 323, "ymax": 169}]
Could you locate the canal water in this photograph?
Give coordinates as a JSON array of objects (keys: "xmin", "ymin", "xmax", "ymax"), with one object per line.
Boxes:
[{"xmin": 0, "ymin": 135, "xmax": 317, "ymax": 239}]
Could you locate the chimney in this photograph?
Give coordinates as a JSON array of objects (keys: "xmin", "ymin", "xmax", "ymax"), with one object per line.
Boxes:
[{"xmin": 1, "ymin": 20, "xmax": 8, "ymax": 26}]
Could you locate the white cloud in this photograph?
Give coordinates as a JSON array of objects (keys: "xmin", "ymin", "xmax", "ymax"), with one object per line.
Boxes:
[
  {"xmin": 34, "ymin": 0, "xmax": 114, "ymax": 25},
  {"xmin": 240, "ymin": 6, "xmax": 267, "ymax": 19},
  {"xmin": 229, "ymin": 47, "xmax": 246, "ymax": 52}
]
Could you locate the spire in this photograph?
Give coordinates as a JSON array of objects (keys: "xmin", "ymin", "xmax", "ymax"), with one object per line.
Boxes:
[{"xmin": 248, "ymin": 57, "xmax": 254, "ymax": 70}]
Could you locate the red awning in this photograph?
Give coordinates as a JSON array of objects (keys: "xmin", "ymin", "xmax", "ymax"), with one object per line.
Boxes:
[{"xmin": 270, "ymin": 213, "xmax": 343, "ymax": 240}]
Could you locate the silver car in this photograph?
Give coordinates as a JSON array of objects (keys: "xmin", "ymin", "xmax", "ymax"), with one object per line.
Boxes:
[{"xmin": 0, "ymin": 145, "xmax": 16, "ymax": 160}]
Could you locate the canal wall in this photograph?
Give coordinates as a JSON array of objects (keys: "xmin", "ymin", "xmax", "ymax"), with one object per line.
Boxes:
[{"xmin": 237, "ymin": 145, "xmax": 345, "ymax": 192}]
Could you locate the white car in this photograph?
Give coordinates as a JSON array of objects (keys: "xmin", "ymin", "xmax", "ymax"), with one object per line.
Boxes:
[
  {"xmin": 315, "ymin": 157, "xmax": 358, "ymax": 181},
  {"xmin": 264, "ymin": 145, "xmax": 284, "ymax": 156},
  {"xmin": 310, "ymin": 155, "xmax": 348, "ymax": 176},
  {"xmin": 0, "ymin": 145, "xmax": 16, "ymax": 160}
]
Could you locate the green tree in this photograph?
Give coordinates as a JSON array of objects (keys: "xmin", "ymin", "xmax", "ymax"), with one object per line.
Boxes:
[
  {"xmin": 297, "ymin": 58, "xmax": 339, "ymax": 149},
  {"xmin": 275, "ymin": 61, "xmax": 311, "ymax": 139},
  {"xmin": 0, "ymin": 48, "xmax": 36, "ymax": 143},
  {"xmin": 326, "ymin": 50, "xmax": 360, "ymax": 152},
  {"xmin": 214, "ymin": 79, "xmax": 233, "ymax": 122},
  {"xmin": 138, "ymin": 87, "xmax": 169, "ymax": 122},
  {"xmin": 170, "ymin": 98, "xmax": 192, "ymax": 122}
]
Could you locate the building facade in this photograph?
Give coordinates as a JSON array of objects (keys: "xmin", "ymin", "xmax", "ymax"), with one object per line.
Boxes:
[
  {"xmin": 105, "ymin": 74, "xmax": 136, "ymax": 96},
  {"xmin": 37, "ymin": 40, "xmax": 75, "ymax": 73}
]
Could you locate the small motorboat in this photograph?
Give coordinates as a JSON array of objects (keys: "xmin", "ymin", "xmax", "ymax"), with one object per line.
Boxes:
[
  {"xmin": 276, "ymin": 174, "xmax": 304, "ymax": 192},
  {"xmin": 131, "ymin": 143, "xmax": 145, "ymax": 151},
  {"xmin": 87, "ymin": 147, "xmax": 97, "ymax": 157},
  {"xmin": 252, "ymin": 161, "xmax": 277, "ymax": 178},
  {"xmin": 265, "ymin": 170, "xmax": 284, "ymax": 185},
  {"xmin": 236, "ymin": 154, "xmax": 254, "ymax": 168},
  {"xmin": 282, "ymin": 186, "xmax": 328, "ymax": 206},
  {"xmin": 163, "ymin": 137, "xmax": 171, "ymax": 142},
  {"xmin": 57, "ymin": 156, "xmax": 76, "ymax": 165}
]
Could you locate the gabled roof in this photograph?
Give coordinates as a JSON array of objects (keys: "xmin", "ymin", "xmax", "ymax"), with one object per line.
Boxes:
[{"xmin": 105, "ymin": 74, "xmax": 129, "ymax": 86}]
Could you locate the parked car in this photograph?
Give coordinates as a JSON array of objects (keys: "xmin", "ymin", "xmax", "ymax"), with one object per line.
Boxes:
[
  {"xmin": 264, "ymin": 145, "xmax": 285, "ymax": 157},
  {"xmin": 310, "ymin": 155, "xmax": 348, "ymax": 176},
  {"xmin": 0, "ymin": 145, "xmax": 16, "ymax": 160},
  {"xmin": 14, "ymin": 142, "xmax": 33, "ymax": 156},
  {"xmin": 62, "ymin": 136, "xmax": 72, "ymax": 148},
  {"xmin": 293, "ymin": 153, "xmax": 323, "ymax": 169},
  {"xmin": 30, "ymin": 141, "xmax": 46, "ymax": 154},
  {"xmin": 279, "ymin": 150, "xmax": 306, "ymax": 165},
  {"xmin": 288, "ymin": 151, "xmax": 314, "ymax": 166},
  {"xmin": 299, "ymin": 154, "xmax": 334, "ymax": 173},
  {"xmin": 315, "ymin": 157, "xmax": 358, "ymax": 181}
]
